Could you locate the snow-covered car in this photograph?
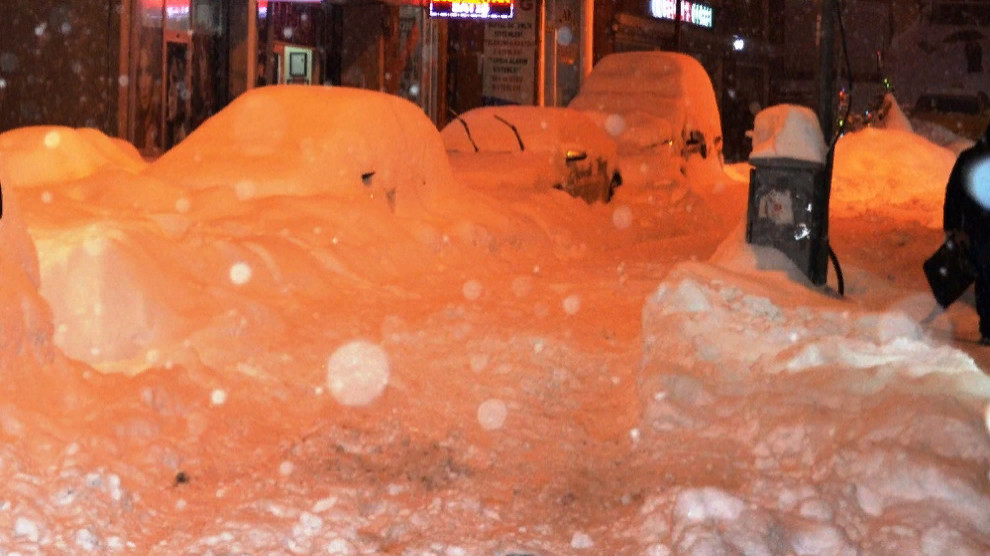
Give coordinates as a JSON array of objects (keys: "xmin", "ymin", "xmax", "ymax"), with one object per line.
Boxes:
[
  {"xmin": 145, "ymin": 85, "xmax": 456, "ymax": 216},
  {"xmin": 568, "ymin": 51, "xmax": 723, "ymax": 166},
  {"xmin": 440, "ymin": 105, "xmax": 621, "ymax": 203},
  {"xmin": 910, "ymin": 91, "xmax": 990, "ymax": 141}
]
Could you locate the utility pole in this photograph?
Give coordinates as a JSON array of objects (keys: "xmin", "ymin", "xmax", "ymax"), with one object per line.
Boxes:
[{"xmin": 818, "ymin": 0, "xmax": 836, "ymax": 142}]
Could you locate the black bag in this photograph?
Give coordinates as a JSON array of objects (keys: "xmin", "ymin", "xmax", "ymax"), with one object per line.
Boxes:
[{"xmin": 924, "ymin": 232, "xmax": 976, "ymax": 308}]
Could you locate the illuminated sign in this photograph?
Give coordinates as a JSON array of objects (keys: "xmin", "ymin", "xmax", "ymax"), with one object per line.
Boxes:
[
  {"xmin": 257, "ymin": 0, "xmax": 322, "ymax": 18},
  {"xmin": 140, "ymin": 0, "xmax": 190, "ymax": 18},
  {"xmin": 429, "ymin": 1, "xmax": 514, "ymax": 20},
  {"xmin": 650, "ymin": 0, "xmax": 714, "ymax": 29}
]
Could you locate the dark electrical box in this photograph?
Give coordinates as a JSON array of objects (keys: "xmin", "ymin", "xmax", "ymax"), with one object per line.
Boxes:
[{"xmin": 745, "ymin": 157, "xmax": 831, "ymax": 286}]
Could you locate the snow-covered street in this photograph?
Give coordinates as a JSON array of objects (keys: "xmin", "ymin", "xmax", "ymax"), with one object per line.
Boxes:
[{"xmin": 0, "ymin": 87, "xmax": 988, "ymax": 555}]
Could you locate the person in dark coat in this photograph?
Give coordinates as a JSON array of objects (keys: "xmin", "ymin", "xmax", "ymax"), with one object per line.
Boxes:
[{"xmin": 943, "ymin": 120, "xmax": 990, "ymax": 343}]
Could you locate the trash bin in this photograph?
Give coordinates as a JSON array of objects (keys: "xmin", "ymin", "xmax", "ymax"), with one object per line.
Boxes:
[{"xmin": 745, "ymin": 157, "xmax": 831, "ymax": 285}]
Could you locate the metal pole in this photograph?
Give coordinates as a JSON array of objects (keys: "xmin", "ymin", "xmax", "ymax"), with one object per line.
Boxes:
[
  {"xmin": 818, "ymin": 0, "xmax": 836, "ymax": 142},
  {"xmin": 673, "ymin": 0, "xmax": 682, "ymax": 52}
]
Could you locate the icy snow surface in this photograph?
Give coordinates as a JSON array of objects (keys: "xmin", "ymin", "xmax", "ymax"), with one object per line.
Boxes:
[{"xmin": 0, "ymin": 87, "xmax": 989, "ymax": 554}]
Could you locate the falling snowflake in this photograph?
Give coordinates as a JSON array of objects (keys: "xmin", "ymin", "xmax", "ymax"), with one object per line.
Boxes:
[
  {"xmin": 210, "ymin": 389, "xmax": 227, "ymax": 406},
  {"xmin": 43, "ymin": 130, "xmax": 61, "ymax": 149},
  {"xmin": 612, "ymin": 205, "xmax": 633, "ymax": 229},
  {"xmin": 326, "ymin": 340, "xmax": 390, "ymax": 406},
  {"xmin": 477, "ymin": 398, "xmax": 507, "ymax": 430},
  {"xmin": 235, "ymin": 180, "xmax": 256, "ymax": 200},
  {"xmin": 563, "ymin": 294, "xmax": 581, "ymax": 315},
  {"xmin": 462, "ymin": 279, "xmax": 483, "ymax": 301},
  {"xmin": 229, "ymin": 262, "xmax": 253, "ymax": 285},
  {"xmin": 604, "ymin": 114, "xmax": 626, "ymax": 136}
]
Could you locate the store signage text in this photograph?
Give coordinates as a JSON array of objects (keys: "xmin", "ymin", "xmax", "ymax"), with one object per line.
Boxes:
[
  {"xmin": 430, "ymin": 1, "xmax": 514, "ymax": 20},
  {"xmin": 482, "ymin": 2, "xmax": 535, "ymax": 104},
  {"xmin": 650, "ymin": 0, "xmax": 714, "ymax": 29}
]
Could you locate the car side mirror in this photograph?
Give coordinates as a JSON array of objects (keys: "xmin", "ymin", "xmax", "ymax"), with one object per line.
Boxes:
[{"xmin": 565, "ymin": 150, "xmax": 588, "ymax": 162}]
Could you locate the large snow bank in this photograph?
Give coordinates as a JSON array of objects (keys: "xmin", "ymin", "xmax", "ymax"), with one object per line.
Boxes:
[
  {"xmin": 750, "ymin": 104, "xmax": 828, "ymax": 164},
  {"xmin": 0, "ymin": 126, "xmax": 146, "ymax": 188},
  {"xmin": 634, "ymin": 240, "xmax": 990, "ymax": 554},
  {"xmin": 831, "ymin": 128, "xmax": 956, "ymax": 227},
  {"xmin": 146, "ymin": 85, "xmax": 457, "ymax": 216}
]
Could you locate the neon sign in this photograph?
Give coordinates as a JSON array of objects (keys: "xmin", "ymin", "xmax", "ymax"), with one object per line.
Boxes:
[
  {"xmin": 257, "ymin": 0, "xmax": 322, "ymax": 18},
  {"xmin": 139, "ymin": 0, "xmax": 189, "ymax": 18},
  {"xmin": 650, "ymin": 0, "xmax": 714, "ymax": 29},
  {"xmin": 429, "ymin": 1, "xmax": 514, "ymax": 20}
]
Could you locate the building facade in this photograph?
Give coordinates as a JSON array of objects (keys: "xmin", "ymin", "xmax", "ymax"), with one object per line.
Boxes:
[
  {"xmin": 888, "ymin": 0, "xmax": 989, "ymax": 110},
  {"xmin": 0, "ymin": 1, "xmax": 123, "ymax": 137},
  {"xmin": 1, "ymin": 1, "xmax": 831, "ymax": 162}
]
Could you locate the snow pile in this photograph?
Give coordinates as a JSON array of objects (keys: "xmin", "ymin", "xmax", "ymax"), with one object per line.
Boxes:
[
  {"xmin": 0, "ymin": 173, "xmax": 53, "ymax": 370},
  {"xmin": 875, "ymin": 93, "xmax": 913, "ymax": 133},
  {"xmin": 750, "ymin": 104, "xmax": 828, "ymax": 164},
  {"xmin": 832, "ymin": 128, "xmax": 956, "ymax": 226},
  {"xmin": 641, "ymin": 262, "xmax": 987, "ymax": 390},
  {"xmin": 0, "ymin": 126, "xmax": 146, "ymax": 188},
  {"xmin": 635, "ymin": 257, "xmax": 990, "ymax": 554},
  {"xmin": 33, "ymin": 220, "xmax": 197, "ymax": 366},
  {"xmin": 145, "ymin": 86, "xmax": 458, "ymax": 217}
]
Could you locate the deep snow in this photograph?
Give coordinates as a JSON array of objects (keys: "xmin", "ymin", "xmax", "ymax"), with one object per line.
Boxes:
[{"xmin": 0, "ymin": 86, "xmax": 988, "ymax": 555}]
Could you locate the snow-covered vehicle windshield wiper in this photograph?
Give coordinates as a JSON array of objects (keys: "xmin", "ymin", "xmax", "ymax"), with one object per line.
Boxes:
[
  {"xmin": 448, "ymin": 108, "xmax": 479, "ymax": 152},
  {"xmin": 492, "ymin": 114, "xmax": 525, "ymax": 151}
]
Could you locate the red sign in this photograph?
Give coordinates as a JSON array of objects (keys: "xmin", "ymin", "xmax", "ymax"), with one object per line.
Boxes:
[{"xmin": 429, "ymin": 1, "xmax": 514, "ymax": 20}]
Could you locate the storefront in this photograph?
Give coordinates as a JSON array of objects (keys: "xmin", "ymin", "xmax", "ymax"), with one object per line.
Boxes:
[
  {"xmin": 596, "ymin": 1, "xmax": 721, "ymax": 77},
  {"xmin": 442, "ymin": 0, "xmax": 597, "ymax": 123},
  {"xmin": 443, "ymin": 0, "xmax": 540, "ymax": 118},
  {"xmin": 122, "ymin": 0, "xmax": 445, "ymax": 155},
  {"xmin": 125, "ymin": 0, "xmax": 234, "ymax": 154}
]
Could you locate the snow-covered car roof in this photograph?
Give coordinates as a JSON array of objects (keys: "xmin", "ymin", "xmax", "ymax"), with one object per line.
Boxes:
[
  {"xmin": 441, "ymin": 105, "xmax": 617, "ymax": 158},
  {"xmin": 568, "ymin": 51, "xmax": 721, "ymax": 158},
  {"xmin": 145, "ymin": 85, "xmax": 456, "ymax": 214}
]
